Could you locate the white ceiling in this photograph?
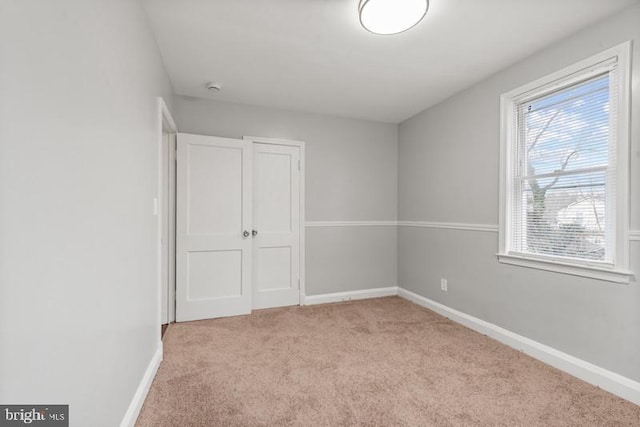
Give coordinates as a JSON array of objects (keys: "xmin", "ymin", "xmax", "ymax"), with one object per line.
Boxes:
[{"xmin": 142, "ymin": 0, "xmax": 638, "ymax": 123}]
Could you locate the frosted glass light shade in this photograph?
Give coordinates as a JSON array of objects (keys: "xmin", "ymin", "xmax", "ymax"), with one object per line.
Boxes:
[{"xmin": 359, "ymin": 0, "xmax": 428, "ymax": 35}]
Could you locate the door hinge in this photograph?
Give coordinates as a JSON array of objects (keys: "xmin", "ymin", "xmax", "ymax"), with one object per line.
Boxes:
[
  {"xmin": 298, "ymin": 278, "xmax": 301, "ymax": 289},
  {"xmin": 298, "ymin": 160, "xmax": 300, "ymax": 170}
]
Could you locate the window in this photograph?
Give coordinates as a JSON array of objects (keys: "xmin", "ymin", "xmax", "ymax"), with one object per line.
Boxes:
[{"xmin": 499, "ymin": 42, "xmax": 632, "ymax": 283}]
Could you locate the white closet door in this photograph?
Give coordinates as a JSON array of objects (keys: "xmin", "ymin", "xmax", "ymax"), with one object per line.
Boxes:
[
  {"xmin": 176, "ymin": 133, "xmax": 252, "ymax": 322},
  {"xmin": 252, "ymin": 143, "xmax": 301, "ymax": 309}
]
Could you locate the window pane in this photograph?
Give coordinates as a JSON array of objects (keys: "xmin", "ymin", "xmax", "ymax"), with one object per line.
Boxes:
[
  {"xmin": 520, "ymin": 171, "xmax": 606, "ymax": 261},
  {"xmin": 523, "ymin": 74, "xmax": 610, "ymax": 176},
  {"xmin": 502, "ymin": 47, "xmax": 628, "ymax": 273}
]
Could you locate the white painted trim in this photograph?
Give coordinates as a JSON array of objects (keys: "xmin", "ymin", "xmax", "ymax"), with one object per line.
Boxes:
[
  {"xmin": 305, "ymin": 220, "xmax": 397, "ymax": 227},
  {"xmin": 500, "ymin": 42, "xmax": 630, "ymax": 103},
  {"xmin": 157, "ymin": 98, "xmax": 177, "ymax": 330},
  {"xmin": 305, "ymin": 222, "xmax": 639, "ymax": 244},
  {"xmin": 299, "ymin": 143, "xmax": 306, "ymax": 306},
  {"xmin": 399, "ymin": 221, "xmax": 498, "ymax": 233},
  {"xmin": 612, "ymin": 41, "xmax": 631, "ymax": 271},
  {"xmin": 497, "ymin": 253, "xmax": 633, "ymax": 283},
  {"xmin": 159, "ymin": 98, "xmax": 177, "ymax": 133},
  {"xmin": 120, "ymin": 344, "xmax": 163, "ymax": 427},
  {"xmin": 397, "ymin": 288, "xmax": 640, "ymax": 406},
  {"xmin": 167, "ymin": 133, "xmax": 177, "ymax": 323},
  {"xmin": 303, "ymin": 287, "xmax": 398, "ymax": 305},
  {"xmin": 244, "ymin": 136, "xmax": 306, "ymax": 306}
]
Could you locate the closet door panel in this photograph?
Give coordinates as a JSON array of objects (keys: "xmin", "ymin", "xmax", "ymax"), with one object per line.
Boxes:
[
  {"xmin": 176, "ymin": 133, "xmax": 252, "ymax": 322},
  {"xmin": 253, "ymin": 143, "xmax": 301, "ymax": 309}
]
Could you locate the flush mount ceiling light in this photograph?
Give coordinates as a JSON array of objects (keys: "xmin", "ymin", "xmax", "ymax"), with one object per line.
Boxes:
[{"xmin": 358, "ymin": 0, "xmax": 428, "ymax": 35}]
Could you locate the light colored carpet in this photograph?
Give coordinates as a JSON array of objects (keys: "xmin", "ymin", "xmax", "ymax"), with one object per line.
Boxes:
[{"xmin": 136, "ymin": 297, "xmax": 640, "ymax": 426}]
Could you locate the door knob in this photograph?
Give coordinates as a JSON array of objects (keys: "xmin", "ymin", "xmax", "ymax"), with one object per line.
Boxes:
[
  {"xmin": 252, "ymin": 230, "xmax": 258, "ymax": 237},
  {"xmin": 243, "ymin": 230, "xmax": 250, "ymax": 238}
]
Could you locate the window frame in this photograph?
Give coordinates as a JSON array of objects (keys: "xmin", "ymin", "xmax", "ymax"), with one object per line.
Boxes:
[{"xmin": 498, "ymin": 41, "xmax": 632, "ymax": 284}]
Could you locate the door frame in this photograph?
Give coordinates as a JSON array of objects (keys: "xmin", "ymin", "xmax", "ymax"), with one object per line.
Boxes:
[
  {"xmin": 243, "ymin": 136, "xmax": 306, "ymax": 305},
  {"xmin": 157, "ymin": 98, "xmax": 177, "ymax": 336}
]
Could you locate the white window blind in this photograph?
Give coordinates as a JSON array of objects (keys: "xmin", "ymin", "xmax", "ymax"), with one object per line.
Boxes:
[
  {"xmin": 510, "ymin": 65, "xmax": 617, "ymax": 265},
  {"xmin": 499, "ymin": 42, "xmax": 632, "ymax": 282}
]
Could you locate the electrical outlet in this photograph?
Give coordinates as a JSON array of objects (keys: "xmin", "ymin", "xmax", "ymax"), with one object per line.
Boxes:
[{"xmin": 440, "ymin": 278, "xmax": 448, "ymax": 292}]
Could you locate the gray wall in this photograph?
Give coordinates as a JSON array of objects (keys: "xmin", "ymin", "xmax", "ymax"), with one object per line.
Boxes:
[
  {"xmin": 398, "ymin": 5, "xmax": 640, "ymax": 382},
  {"xmin": 0, "ymin": 1, "xmax": 174, "ymax": 425},
  {"xmin": 175, "ymin": 96, "xmax": 398, "ymax": 295}
]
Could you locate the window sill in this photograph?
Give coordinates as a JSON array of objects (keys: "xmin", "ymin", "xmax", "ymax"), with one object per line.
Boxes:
[{"xmin": 497, "ymin": 253, "xmax": 633, "ymax": 284}]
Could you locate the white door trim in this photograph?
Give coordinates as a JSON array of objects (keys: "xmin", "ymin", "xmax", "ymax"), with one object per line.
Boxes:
[
  {"xmin": 156, "ymin": 98, "xmax": 177, "ymax": 334},
  {"xmin": 243, "ymin": 136, "xmax": 306, "ymax": 305},
  {"xmin": 167, "ymin": 133, "xmax": 177, "ymax": 323}
]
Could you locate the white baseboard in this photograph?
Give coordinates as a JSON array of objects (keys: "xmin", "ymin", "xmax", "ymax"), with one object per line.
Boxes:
[
  {"xmin": 397, "ymin": 287, "xmax": 640, "ymax": 406},
  {"xmin": 120, "ymin": 343, "xmax": 163, "ymax": 427},
  {"xmin": 303, "ymin": 287, "xmax": 398, "ymax": 306}
]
